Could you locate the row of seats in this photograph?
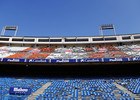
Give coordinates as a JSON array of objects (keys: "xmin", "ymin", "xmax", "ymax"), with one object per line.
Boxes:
[
  {"xmin": 0, "ymin": 45, "xmax": 140, "ymax": 59},
  {"xmin": 38, "ymin": 48, "xmax": 56, "ymax": 52},
  {"xmin": 0, "ymin": 77, "xmax": 50, "ymax": 100},
  {"xmin": 105, "ymin": 46, "xmax": 120, "ymax": 51},
  {"xmin": 117, "ymin": 45, "xmax": 140, "ymax": 57},
  {"xmin": 0, "ymin": 77, "xmax": 138, "ymax": 100},
  {"xmin": 117, "ymin": 78, "xmax": 140, "ymax": 94},
  {"xmin": 107, "ymin": 52, "xmax": 132, "ymax": 58},
  {"xmin": 22, "ymin": 47, "xmax": 34, "ymax": 52},
  {"xmin": 0, "ymin": 51, "xmax": 15, "ymax": 58},
  {"xmin": 0, "ymin": 46, "xmax": 28, "ymax": 52},
  {"xmin": 0, "ymin": 46, "xmax": 29, "ymax": 58},
  {"xmin": 35, "ymin": 79, "xmax": 136, "ymax": 100},
  {"xmin": 0, "ymin": 45, "xmax": 140, "ymax": 52},
  {"xmin": 87, "ymin": 52, "xmax": 104, "ymax": 58},
  {"xmin": 85, "ymin": 48, "xmax": 95, "ymax": 52},
  {"xmin": 53, "ymin": 47, "xmax": 85, "ymax": 53},
  {"xmin": 6, "ymin": 52, "xmax": 29, "ymax": 59},
  {"xmin": 47, "ymin": 53, "xmax": 88, "ymax": 59},
  {"xmin": 26, "ymin": 53, "xmax": 50, "ymax": 59}
]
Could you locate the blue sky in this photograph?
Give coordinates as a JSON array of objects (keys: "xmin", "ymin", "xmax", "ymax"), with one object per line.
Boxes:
[{"xmin": 0, "ymin": 0, "xmax": 140, "ymax": 37}]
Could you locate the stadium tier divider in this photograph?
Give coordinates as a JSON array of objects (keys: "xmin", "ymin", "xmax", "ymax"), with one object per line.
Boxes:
[{"xmin": 1, "ymin": 57, "xmax": 140, "ymax": 63}]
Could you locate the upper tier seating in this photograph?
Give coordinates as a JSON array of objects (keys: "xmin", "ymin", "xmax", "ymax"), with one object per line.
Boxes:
[
  {"xmin": 0, "ymin": 46, "xmax": 28, "ymax": 52},
  {"xmin": 47, "ymin": 47, "xmax": 88, "ymax": 59},
  {"xmin": 47, "ymin": 53, "xmax": 88, "ymax": 59},
  {"xmin": 105, "ymin": 46, "xmax": 120, "ymax": 51},
  {"xmin": 107, "ymin": 52, "xmax": 132, "ymax": 58},
  {"xmin": 85, "ymin": 47, "xmax": 95, "ymax": 52},
  {"xmin": 53, "ymin": 47, "xmax": 86, "ymax": 53},
  {"xmin": 0, "ymin": 46, "xmax": 29, "ymax": 58},
  {"xmin": 22, "ymin": 47, "xmax": 34, "ymax": 52},
  {"xmin": 38, "ymin": 48, "xmax": 56, "ymax": 52},
  {"xmin": 118, "ymin": 45, "xmax": 140, "ymax": 57},
  {"xmin": 26, "ymin": 53, "xmax": 50, "ymax": 59},
  {"xmin": 6, "ymin": 52, "xmax": 29, "ymax": 59},
  {"xmin": 96, "ymin": 47, "xmax": 108, "ymax": 53},
  {"xmin": 0, "ymin": 45, "xmax": 139, "ymax": 59},
  {"xmin": 0, "ymin": 51, "xmax": 15, "ymax": 58},
  {"xmin": 87, "ymin": 52, "xmax": 104, "ymax": 58}
]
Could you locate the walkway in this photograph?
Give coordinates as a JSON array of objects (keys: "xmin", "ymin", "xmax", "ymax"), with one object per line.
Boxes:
[
  {"xmin": 25, "ymin": 82, "xmax": 52, "ymax": 100},
  {"xmin": 114, "ymin": 82, "xmax": 140, "ymax": 100}
]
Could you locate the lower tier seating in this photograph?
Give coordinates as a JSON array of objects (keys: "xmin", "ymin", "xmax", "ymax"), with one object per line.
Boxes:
[
  {"xmin": 117, "ymin": 78, "xmax": 140, "ymax": 94},
  {"xmin": 0, "ymin": 77, "xmax": 50, "ymax": 100},
  {"xmin": 35, "ymin": 79, "xmax": 138, "ymax": 100},
  {"xmin": 0, "ymin": 77, "xmax": 139, "ymax": 100}
]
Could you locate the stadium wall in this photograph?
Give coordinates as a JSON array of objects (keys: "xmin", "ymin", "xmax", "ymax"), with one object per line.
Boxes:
[{"xmin": 0, "ymin": 33, "xmax": 140, "ymax": 45}]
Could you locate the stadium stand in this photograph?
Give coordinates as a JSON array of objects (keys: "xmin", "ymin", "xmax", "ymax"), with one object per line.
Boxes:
[
  {"xmin": 85, "ymin": 48, "xmax": 95, "ymax": 52},
  {"xmin": 0, "ymin": 77, "xmax": 50, "ymax": 100},
  {"xmin": 6, "ymin": 52, "xmax": 29, "ymax": 59},
  {"xmin": 117, "ymin": 78, "xmax": 140, "ymax": 94},
  {"xmin": 26, "ymin": 53, "xmax": 50, "ymax": 59},
  {"xmin": 0, "ymin": 45, "xmax": 136, "ymax": 59},
  {"xmin": 1, "ymin": 78, "xmax": 139, "ymax": 100},
  {"xmin": 38, "ymin": 48, "xmax": 56, "ymax": 53},
  {"xmin": 22, "ymin": 48, "xmax": 34, "ymax": 52},
  {"xmin": 0, "ymin": 32, "xmax": 140, "ymax": 100},
  {"xmin": 0, "ymin": 45, "xmax": 138, "ymax": 60},
  {"xmin": 107, "ymin": 52, "xmax": 132, "ymax": 58},
  {"xmin": 87, "ymin": 52, "xmax": 104, "ymax": 58}
]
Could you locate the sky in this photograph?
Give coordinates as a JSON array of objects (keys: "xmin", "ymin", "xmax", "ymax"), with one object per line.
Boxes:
[{"xmin": 0, "ymin": 0, "xmax": 140, "ymax": 37}]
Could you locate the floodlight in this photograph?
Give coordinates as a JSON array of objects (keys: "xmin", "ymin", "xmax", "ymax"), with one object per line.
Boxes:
[
  {"xmin": 1, "ymin": 26, "xmax": 18, "ymax": 36},
  {"xmin": 99, "ymin": 24, "xmax": 116, "ymax": 36}
]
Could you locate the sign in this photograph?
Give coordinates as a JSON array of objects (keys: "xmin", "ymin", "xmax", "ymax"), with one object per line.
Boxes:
[
  {"xmin": 133, "ymin": 47, "xmax": 140, "ymax": 51},
  {"xmin": 98, "ymin": 48, "xmax": 107, "ymax": 52},
  {"xmin": 65, "ymin": 50, "xmax": 72, "ymax": 52},
  {"xmin": 103, "ymin": 58, "xmax": 128, "ymax": 62},
  {"xmin": 130, "ymin": 57, "xmax": 140, "ymax": 61},
  {"xmin": 65, "ymin": 49, "xmax": 72, "ymax": 54},
  {"xmin": 26, "ymin": 59, "xmax": 49, "ymax": 63},
  {"xmin": 0, "ymin": 49, "xmax": 7, "ymax": 51},
  {"xmin": 2, "ymin": 58, "xmax": 25, "ymax": 62},
  {"xmin": 9, "ymin": 87, "xmax": 32, "ymax": 95},
  {"xmin": 78, "ymin": 58, "xmax": 102, "ymax": 63},
  {"xmin": 51, "ymin": 59, "xmax": 76, "ymax": 63}
]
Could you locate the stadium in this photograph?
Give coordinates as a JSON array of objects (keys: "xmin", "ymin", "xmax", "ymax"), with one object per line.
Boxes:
[{"xmin": 0, "ymin": 25, "xmax": 140, "ymax": 100}]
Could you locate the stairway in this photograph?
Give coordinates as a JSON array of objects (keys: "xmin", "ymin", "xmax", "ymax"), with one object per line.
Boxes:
[
  {"xmin": 25, "ymin": 82, "xmax": 52, "ymax": 100},
  {"xmin": 114, "ymin": 82, "xmax": 140, "ymax": 100}
]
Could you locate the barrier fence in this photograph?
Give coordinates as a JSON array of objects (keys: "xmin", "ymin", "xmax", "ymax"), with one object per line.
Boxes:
[{"xmin": 0, "ymin": 57, "xmax": 140, "ymax": 63}]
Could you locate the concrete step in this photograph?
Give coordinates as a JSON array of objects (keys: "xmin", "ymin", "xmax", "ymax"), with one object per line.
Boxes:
[
  {"xmin": 113, "ymin": 82, "xmax": 140, "ymax": 99},
  {"xmin": 25, "ymin": 82, "xmax": 52, "ymax": 100}
]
